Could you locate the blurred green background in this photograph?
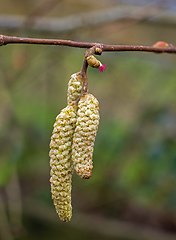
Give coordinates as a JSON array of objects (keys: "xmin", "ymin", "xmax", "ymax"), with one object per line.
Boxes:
[{"xmin": 0, "ymin": 0, "xmax": 176, "ymax": 240}]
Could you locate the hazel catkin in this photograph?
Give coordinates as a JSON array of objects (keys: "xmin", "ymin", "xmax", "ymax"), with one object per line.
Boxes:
[
  {"xmin": 67, "ymin": 72, "xmax": 83, "ymax": 105},
  {"xmin": 49, "ymin": 104, "xmax": 77, "ymax": 222},
  {"xmin": 72, "ymin": 94, "xmax": 100, "ymax": 179}
]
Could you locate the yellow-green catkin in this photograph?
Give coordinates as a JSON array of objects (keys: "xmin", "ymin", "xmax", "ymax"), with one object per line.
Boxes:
[
  {"xmin": 67, "ymin": 72, "xmax": 83, "ymax": 105},
  {"xmin": 72, "ymin": 94, "xmax": 100, "ymax": 179},
  {"xmin": 49, "ymin": 104, "xmax": 77, "ymax": 222}
]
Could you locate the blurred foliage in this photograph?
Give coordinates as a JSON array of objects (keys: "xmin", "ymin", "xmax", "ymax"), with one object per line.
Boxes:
[{"xmin": 0, "ymin": 1, "xmax": 176, "ymax": 238}]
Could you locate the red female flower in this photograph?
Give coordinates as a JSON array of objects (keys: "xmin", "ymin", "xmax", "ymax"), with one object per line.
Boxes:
[{"xmin": 98, "ymin": 63, "xmax": 107, "ymax": 72}]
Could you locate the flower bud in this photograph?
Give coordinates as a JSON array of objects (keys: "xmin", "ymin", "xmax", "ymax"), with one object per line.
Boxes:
[
  {"xmin": 67, "ymin": 72, "xmax": 83, "ymax": 105},
  {"xmin": 86, "ymin": 55, "xmax": 100, "ymax": 68},
  {"xmin": 95, "ymin": 47, "xmax": 102, "ymax": 55},
  {"xmin": 72, "ymin": 94, "xmax": 100, "ymax": 179},
  {"xmin": 152, "ymin": 41, "xmax": 169, "ymax": 48},
  {"xmin": 49, "ymin": 104, "xmax": 77, "ymax": 222}
]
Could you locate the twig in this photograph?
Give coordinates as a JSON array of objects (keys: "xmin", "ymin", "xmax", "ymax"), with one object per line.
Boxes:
[
  {"xmin": 80, "ymin": 45, "xmax": 102, "ymax": 95},
  {"xmin": 0, "ymin": 35, "xmax": 176, "ymax": 54},
  {"xmin": 80, "ymin": 57, "xmax": 88, "ymax": 95}
]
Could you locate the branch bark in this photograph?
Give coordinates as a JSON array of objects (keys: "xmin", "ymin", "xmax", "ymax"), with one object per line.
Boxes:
[{"xmin": 0, "ymin": 34, "xmax": 176, "ymax": 54}]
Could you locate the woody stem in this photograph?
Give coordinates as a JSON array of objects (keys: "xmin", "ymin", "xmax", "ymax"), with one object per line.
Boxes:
[{"xmin": 80, "ymin": 45, "xmax": 102, "ymax": 95}]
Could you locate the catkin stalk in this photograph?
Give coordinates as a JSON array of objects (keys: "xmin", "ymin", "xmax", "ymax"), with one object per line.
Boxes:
[{"xmin": 72, "ymin": 94, "xmax": 100, "ymax": 179}]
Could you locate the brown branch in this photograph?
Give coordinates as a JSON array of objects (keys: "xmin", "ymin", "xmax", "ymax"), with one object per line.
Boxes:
[
  {"xmin": 80, "ymin": 57, "xmax": 88, "ymax": 95},
  {"xmin": 0, "ymin": 35, "xmax": 176, "ymax": 54}
]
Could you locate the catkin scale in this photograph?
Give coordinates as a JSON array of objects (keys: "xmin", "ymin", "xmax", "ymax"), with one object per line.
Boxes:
[
  {"xmin": 72, "ymin": 94, "xmax": 100, "ymax": 179},
  {"xmin": 67, "ymin": 72, "xmax": 83, "ymax": 105},
  {"xmin": 49, "ymin": 104, "xmax": 77, "ymax": 222}
]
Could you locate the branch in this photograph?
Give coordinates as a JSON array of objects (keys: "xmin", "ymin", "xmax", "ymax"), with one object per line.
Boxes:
[{"xmin": 0, "ymin": 35, "xmax": 176, "ymax": 54}]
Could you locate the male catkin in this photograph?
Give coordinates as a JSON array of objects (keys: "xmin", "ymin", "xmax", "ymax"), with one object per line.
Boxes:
[
  {"xmin": 49, "ymin": 104, "xmax": 77, "ymax": 222},
  {"xmin": 67, "ymin": 72, "xmax": 83, "ymax": 105},
  {"xmin": 72, "ymin": 94, "xmax": 100, "ymax": 179}
]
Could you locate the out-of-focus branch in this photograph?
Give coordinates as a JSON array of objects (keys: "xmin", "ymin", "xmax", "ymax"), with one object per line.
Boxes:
[
  {"xmin": 5, "ymin": 168, "xmax": 24, "ymax": 236},
  {"xmin": 0, "ymin": 34, "xmax": 176, "ymax": 54},
  {"xmin": 0, "ymin": 4, "xmax": 175, "ymax": 32},
  {"xmin": 24, "ymin": 199, "xmax": 176, "ymax": 240},
  {"xmin": 0, "ymin": 194, "xmax": 14, "ymax": 240},
  {"xmin": 24, "ymin": 0, "xmax": 62, "ymax": 27}
]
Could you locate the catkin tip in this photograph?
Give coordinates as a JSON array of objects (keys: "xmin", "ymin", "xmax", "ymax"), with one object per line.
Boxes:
[{"xmin": 82, "ymin": 175, "xmax": 91, "ymax": 179}]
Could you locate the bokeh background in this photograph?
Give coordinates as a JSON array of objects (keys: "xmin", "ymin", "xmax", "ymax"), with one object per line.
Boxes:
[{"xmin": 0, "ymin": 0, "xmax": 176, "ymax": 239}]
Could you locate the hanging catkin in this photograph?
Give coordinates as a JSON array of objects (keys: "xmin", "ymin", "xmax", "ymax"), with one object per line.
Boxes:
[
  {"xmin": 67, "ymin": 72, "xmax": 83, "ymax": 105},
  {"xmin": 49, "ymin": 104, "xmax": 77, "ymax": 222},
  {"xmin": 72, "ymin": 94, "xmax": 100, "ymax": 179}
]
